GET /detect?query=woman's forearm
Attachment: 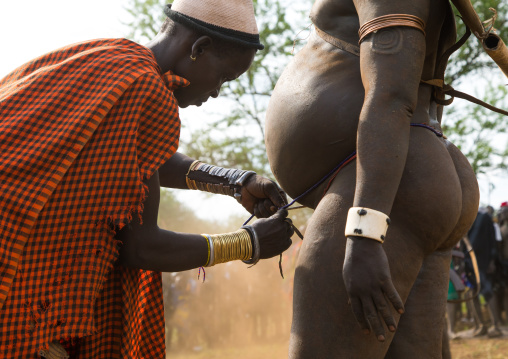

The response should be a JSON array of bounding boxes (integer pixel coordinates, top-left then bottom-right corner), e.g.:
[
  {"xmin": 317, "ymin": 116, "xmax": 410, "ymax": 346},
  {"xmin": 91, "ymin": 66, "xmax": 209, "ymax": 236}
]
[
  {"xmin": 119, "ymin": 227, "xmax": 209, "ymax": 272},
  {"xmin": 158, "ymin": 152, "xmax": 194, "ymax": 189}
]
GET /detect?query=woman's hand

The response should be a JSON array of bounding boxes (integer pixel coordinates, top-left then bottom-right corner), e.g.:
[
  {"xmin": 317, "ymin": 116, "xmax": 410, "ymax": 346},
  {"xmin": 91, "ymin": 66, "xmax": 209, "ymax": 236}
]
[
  {"xmin": 251, "ymin": 209, "xmax": 293, "ymax": 259},
  {"xmin": 240, "ymin": 175, "xmax": 287, "ymax": 218},
  {"xmin": 342, "ymin": 237, "xmax": 404, "ymax": 342}
]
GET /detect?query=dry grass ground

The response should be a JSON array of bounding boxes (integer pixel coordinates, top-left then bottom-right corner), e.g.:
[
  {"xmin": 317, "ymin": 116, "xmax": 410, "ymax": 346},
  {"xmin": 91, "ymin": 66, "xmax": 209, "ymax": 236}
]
[
  {"xmin": 168, "ymin": 329, "xmax": 508, "ymax": 359},
  {"xmin": 169, "ymin": 343, "xmax": 287, "ymax": 359},
  {"xmin": 448, "ymin": 326, "xmax": 508, "ymax": 359},
  {"xmin": 450, "ymin": 337, "xmax": 508, "ymax": 359}
]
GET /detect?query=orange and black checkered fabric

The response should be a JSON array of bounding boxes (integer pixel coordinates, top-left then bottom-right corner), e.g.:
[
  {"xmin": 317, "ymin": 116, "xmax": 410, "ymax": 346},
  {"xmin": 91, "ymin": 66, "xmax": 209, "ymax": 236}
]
[{"xmin": 0, "ymin": 38, "xmax": 189, "ymax": 358}]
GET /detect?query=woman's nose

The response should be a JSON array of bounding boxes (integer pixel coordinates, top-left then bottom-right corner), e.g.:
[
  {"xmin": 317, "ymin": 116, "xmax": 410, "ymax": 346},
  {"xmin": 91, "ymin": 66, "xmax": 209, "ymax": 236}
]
[{"xmin": 211, "ymin": 87, "xmax": 220, "ymax": 98}]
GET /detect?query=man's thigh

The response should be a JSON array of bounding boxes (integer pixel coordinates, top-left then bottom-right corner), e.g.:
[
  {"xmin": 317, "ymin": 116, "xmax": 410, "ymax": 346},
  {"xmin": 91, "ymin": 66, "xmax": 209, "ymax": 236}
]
[
  {"xmin": 386, "ymin": 249, "xmax": 452, "ymax": 359},
  {"xmin": 289, "ymin": 176, "xmax": 428, "ymax": 359}
]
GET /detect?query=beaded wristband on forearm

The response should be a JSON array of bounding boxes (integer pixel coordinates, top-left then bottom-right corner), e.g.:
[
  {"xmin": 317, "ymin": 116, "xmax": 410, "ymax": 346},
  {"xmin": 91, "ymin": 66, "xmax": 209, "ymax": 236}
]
[
  {"xmin": 202, "ymin": 229, "xmax": 254, "ymax": 267},
  {"xmin": 186, "ymin": 160, "xmax": 255, "ymax": 202}
]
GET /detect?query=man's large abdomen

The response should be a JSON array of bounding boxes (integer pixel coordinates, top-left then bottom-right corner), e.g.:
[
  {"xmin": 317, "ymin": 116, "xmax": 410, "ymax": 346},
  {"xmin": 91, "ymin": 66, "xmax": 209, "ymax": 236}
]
[
  {"xmin": 265, "ymin": 32, "xmax": 364, "ymax": 207},
  {"xmin": 265, "ymin": 31, "xmax": 478, "ymax": 247}
]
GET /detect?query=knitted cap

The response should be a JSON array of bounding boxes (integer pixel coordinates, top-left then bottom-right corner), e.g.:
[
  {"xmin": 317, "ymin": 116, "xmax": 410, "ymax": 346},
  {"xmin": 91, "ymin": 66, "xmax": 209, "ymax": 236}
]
[{"xmin": 164, "ymin": 0, "xmax": 264, "ymax": 50}]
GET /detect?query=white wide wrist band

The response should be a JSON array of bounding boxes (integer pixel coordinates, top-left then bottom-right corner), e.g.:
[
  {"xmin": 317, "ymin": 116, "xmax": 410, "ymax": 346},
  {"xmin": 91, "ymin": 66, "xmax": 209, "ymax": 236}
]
[{"xmin": 344, "ymin": 207, "xmax": 390, "ymax": 243}]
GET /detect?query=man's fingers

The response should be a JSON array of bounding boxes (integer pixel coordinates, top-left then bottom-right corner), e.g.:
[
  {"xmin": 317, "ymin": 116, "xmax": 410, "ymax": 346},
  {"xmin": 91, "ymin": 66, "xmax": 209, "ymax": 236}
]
[
  {"xmin": 383, "ymin": 282, "xmax": 405, "ymax": 314},
  {"xmin": 350, "ymin": 298, "xmax": 370, "ymax": 335},
  {"xmin": 373, "ymin": 293, "xmax": 397, "ymax": 332},
  {"xmin": 362, "ymin": 299, "xmax": 385, "ymax": 341}
]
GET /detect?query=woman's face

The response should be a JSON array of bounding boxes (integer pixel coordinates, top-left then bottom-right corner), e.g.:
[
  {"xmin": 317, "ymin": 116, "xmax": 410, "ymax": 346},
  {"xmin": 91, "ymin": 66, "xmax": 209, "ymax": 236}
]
[{"xmin": 174, "ymin": 46, "xmax": 256, "ymax": 108}]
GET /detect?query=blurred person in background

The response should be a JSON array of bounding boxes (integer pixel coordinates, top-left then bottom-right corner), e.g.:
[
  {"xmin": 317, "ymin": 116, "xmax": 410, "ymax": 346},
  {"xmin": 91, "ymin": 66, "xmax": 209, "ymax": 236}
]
[
  {"xmin": 488, "ymin": 204, "xmax": 507, "ymax": 327},
  {"xmin": 466, "ymin": 208, "xmax": 503, "ymax": 337},
  {"xmin": 496, "ymin": 202, "xmax": 508, "ymax": 324},
  {"xmin": 0, "ymin": 1, "xmax": 293, "ymax": 358}
]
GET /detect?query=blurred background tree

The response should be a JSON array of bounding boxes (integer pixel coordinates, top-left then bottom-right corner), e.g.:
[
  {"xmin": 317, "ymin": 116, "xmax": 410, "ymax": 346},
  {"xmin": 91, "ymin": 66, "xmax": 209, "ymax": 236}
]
[
  {"xmin": 125, "ymin": 0, "xmax": 311, "ymax": 176},
  {"xmin": 122, "ymin": 0, "xmax": 508, "ymax": 353},
  {"xmin": 446, "ymin": 0, "xmax": 508, "ymax": 82},
  {"xmin": 443, "ymin": 0, "xmax": 508, "ymax": 190},
  {"xmin": 125, "ymin": 0, "xmax": 507, "ymax": 185}
]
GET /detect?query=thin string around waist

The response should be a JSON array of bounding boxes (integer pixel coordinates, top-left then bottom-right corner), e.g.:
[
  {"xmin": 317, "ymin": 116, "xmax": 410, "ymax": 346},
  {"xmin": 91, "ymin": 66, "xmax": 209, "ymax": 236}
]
[
  {"xmin": 243, "ymin": 123, "xmax": 443, "ymax": 278},
  {"xmin": 243, "ymin": 123, "xmax": 443, "ymax": 225}
]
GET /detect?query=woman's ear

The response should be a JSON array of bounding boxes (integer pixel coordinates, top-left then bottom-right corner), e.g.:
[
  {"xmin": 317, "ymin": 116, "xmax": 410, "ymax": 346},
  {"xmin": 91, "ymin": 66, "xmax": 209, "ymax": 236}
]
[{"xmin": 190, "ymin": 36, "xmax": 214, "ymax": 59}]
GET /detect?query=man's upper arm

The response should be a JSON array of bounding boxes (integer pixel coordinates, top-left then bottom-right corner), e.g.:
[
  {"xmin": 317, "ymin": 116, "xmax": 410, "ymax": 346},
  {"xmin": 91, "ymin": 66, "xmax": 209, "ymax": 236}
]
[{"xmin": 352, "ymin": 0, "xmax": 430, "ymax": 105}]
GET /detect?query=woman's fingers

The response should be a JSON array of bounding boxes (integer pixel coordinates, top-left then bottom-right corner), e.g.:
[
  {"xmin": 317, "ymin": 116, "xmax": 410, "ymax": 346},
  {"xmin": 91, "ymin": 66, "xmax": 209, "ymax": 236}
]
[
  {"xmin": 262, "ymin": 178, "xmax": 288, "ymax": 209},
  {"xmin": 254, "ymin": 209, "xmax": 293, "ymax": 259},
  {"xmin": 254, "ymin": 199, "xmax": 274, "ymax": 218},
  {"xmin": 284, "ymin": 218, "xmax": 295, "ymax": 237},
  {"xmin": 282, "ymin": 237, "xmax": 293, "ymax": 253}
]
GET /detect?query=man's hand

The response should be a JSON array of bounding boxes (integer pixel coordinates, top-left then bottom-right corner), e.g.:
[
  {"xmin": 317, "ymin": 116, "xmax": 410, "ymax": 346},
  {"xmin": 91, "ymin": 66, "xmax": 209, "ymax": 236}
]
[
  {"xmin": 240, "ymin": 175, "xmax": 288, "ymax": 218},
  {"xmin": 251, "ymin": 209, "xmax": 293, "ymax": 259},
  {"xmin": 342, "ymin": 237, "xmax": 404, "ymax": 342}
]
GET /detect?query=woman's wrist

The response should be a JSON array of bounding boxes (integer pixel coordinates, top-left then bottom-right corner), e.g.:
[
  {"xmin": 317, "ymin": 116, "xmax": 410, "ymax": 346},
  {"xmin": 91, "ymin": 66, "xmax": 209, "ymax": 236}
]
[
  {"xmin": 186, "ymin": 161, "xmax": 255, "ymax": 201},
  {"xmin": 201, "ymin": 228, "xmax": 253, "ymax": 266}
]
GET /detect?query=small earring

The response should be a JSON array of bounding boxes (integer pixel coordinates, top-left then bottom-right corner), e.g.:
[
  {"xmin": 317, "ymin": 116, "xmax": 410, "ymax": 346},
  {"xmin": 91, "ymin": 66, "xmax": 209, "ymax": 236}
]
[{"xmin": 190, "ymin": 54, "xmax": 196, "ymax": 61}]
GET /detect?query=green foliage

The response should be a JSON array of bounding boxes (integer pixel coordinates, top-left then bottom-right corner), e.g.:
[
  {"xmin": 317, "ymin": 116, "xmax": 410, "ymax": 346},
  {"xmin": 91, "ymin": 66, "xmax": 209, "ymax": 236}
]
[
  {"xmin": 443, "ymin": 0, "xmax": 508, "ymax": 179},
  {"xmin": 124, "ymin": 0, "xmax": 311, "ymax": 177},
  {"xmin": 442, "ymin": 83, "xmax": 508, "ymax": 175},
  {"xmin": 447, "ymin": 0, "xmax": 508, "ymax": 83},
  {"xmin": 124, "ymin": 0, "xmax": 167, "ymax": 42},
  {"xmin": 158, "ymin": 188, "xmax": 242, "ymax": 233},
  {"xmin": 183, "ymin": 127, "xmax": 270, "ymax": 174},
  {"xmin": 182, "ymin": 0, "xmax": 312, "ymax": 177},
  {"xmin": 123, "ymin": 0, "xmax": 508, "ymax": 198}
]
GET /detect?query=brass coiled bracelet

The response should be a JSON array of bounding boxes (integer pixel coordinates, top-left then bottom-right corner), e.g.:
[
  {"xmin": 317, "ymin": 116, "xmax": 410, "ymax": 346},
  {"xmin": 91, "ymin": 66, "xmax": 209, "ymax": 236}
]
[
  {"xmin": 201, "ymin": 226, "xmax": 260, "ymax": 267},
  {"xmin": 358, "ymin": 14, "xmax": 426, "ymax": 44}
]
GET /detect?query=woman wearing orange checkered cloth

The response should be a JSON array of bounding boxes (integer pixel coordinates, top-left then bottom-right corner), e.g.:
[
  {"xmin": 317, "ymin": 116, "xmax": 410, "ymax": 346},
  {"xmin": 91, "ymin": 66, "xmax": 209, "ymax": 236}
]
[{"xmin": 0, "ymin": 1, "xmax": 293, "ymax": 358}]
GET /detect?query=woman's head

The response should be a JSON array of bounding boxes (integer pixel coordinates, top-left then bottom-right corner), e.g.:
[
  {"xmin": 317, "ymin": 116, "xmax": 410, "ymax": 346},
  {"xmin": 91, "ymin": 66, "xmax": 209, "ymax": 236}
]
[
  {"xmin": 153, "ymin": 1, "xmax": 263, "ymax": 107},
  {"xmin": 164, "ymin": 1, "xmax": 263, "ymax": 51}
]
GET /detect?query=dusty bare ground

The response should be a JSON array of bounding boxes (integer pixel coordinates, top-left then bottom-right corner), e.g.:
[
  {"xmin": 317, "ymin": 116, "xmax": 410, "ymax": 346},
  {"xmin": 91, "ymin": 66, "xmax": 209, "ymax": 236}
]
[
  {"xmin": 448, "ymin": 326, "xmax": 508, "ymax": 359},
  {"xmin": 168, "ymin": 329, "xmax": 508, "ymax": 359}
]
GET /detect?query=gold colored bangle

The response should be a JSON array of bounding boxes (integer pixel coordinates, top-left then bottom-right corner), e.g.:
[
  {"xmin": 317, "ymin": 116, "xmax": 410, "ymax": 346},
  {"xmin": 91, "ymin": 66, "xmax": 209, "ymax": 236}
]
[
  {"xmin": 185, "ymin": 160, "xmax": 202, "ymax": 190},
  {"xmin": 207, "ymin": 229, "xmax": 253, "ymax": 265},
  {"xmin": 241, "ymin": 225, "xmax": 260, "ymax": 266},
  {"xmin": 201, "ymin": 234, "xmax": 211, "ymax": 266}
]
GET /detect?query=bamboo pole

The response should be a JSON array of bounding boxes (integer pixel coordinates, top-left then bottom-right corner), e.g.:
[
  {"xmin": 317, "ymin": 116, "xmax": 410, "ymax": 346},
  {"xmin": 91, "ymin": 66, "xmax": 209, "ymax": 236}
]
[{"xmin": 451, "ymin": 0, "xmax": 508, "ymax": 77}]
